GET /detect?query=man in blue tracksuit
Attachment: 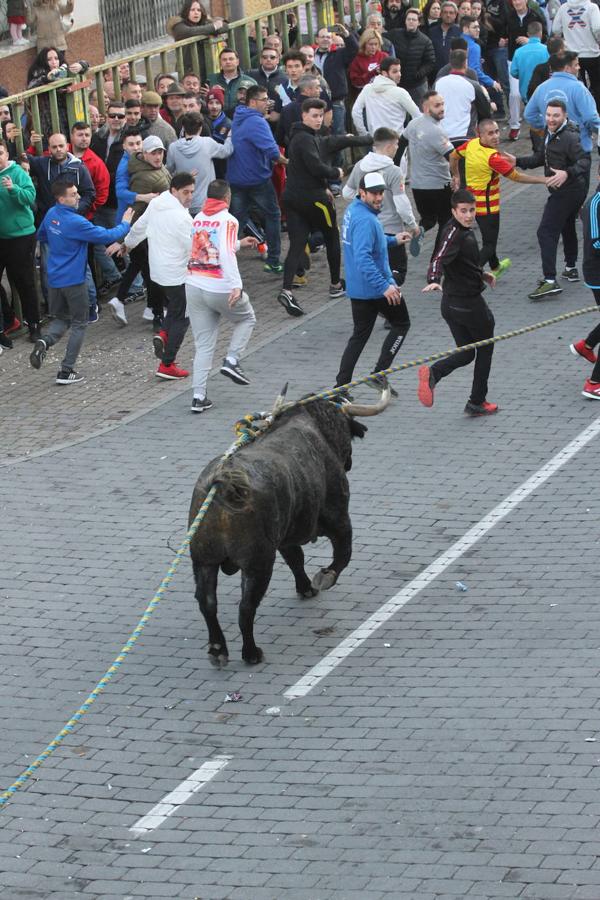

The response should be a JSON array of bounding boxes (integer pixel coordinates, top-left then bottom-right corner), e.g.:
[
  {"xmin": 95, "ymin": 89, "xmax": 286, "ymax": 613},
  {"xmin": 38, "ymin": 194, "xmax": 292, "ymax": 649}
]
[
  {"xmin": 524, "ymin": 52, "xmax": 600, "ymax": 154},
  {"xmin": 30, "ymin": 179, "xmax": 133, "ymax": 384},
  {"xmin": 226, "ymin": 84, "xmax": 286, "ymax": 274},
  {"xmin": 335, "ymin": 171, "xmax": 411, "ymax": 393}
]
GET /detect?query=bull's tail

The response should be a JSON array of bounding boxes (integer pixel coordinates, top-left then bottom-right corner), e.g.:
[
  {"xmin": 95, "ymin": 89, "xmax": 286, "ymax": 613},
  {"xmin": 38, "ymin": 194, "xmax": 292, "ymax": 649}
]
[{"xmin": 211, "ymin": 461, "xmax": 252, "ymax": 512}]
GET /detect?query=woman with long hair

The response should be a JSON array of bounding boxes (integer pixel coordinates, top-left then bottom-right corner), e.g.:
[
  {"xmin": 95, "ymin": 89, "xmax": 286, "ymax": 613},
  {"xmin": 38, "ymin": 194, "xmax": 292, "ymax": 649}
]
[
  {"xmin": 420, "ymin": 0, "xmax": 441, "ymax": 36},
  {"xmin": 167, "ymin": 1, "xmax": 228, "ymax": 78},
  {"xmin": 27, "ymin": 46, "xmax": 88, "ymax": 140},
  {"xmin": 348, "ymin": 28, "xmax": 389, "ymax": 89}
]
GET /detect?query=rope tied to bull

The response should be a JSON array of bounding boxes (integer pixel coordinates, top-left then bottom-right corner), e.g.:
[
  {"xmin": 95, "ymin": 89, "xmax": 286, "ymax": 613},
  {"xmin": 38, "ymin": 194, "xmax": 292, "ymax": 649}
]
[{"xmin": 1, "ymin": 302, "xmax": 598, "ymax": 810}]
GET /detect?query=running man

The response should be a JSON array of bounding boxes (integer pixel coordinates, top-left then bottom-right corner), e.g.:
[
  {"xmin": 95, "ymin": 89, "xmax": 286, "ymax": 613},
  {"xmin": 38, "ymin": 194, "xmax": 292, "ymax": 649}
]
[
  {"xmin": 418, "ymin": 189, "xmax": 498, "ymax": 416},
  {"xmin": 450, "ymin": 119, "xmax": 547, "ymax": 277},
  {"xmin": 570, "ymin": 168, "xmax": 600, "ymax": 400}
]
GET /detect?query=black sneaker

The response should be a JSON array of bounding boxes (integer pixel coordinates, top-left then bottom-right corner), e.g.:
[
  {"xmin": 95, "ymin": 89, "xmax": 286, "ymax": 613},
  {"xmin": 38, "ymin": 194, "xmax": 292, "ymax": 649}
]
[
  {"xmin": 329, "ymin": 280, "xmax": 346, "ymax": 299},
  {"xmin": 277, "ymin": 289, "xmax": 304, "ymax": 317},
  {"xmin": 56, "ymin": 368, "xmax": 84, "ymax": 385},
  {"xmin": 191, "ymin": 396, "xmax": 213, "ymax": 413},
  {"xmin": 152, "ymin": 331, "xmax": 166, "ymax": 360},
  {"xmin": 125, "ymin": 289, "xmax": 147, "ymax": 304},
  {"xmin": 220, "ymin": 359, "xmax": 250, "ymax": 385},
  {"xmin": 561, "ymin": 267, "xmax": 580, "ymax": 282},
  {"xmin": 334, "ymin": 388, "xmax": 354, "ymax": 403},
  {"xmin": 0, "ymin": 333, "xmax": 13, "ymax": 349},
  {"xmin": 152, "ymin": 315, "xmax": 163, "ymax": 333},
  {"xmin": 29, "ymin": 338, "xmax": 47, "ymax": 369},
  {"xmin": 368, "ymin": 373, "xmax": 398, "ymax": 398}
]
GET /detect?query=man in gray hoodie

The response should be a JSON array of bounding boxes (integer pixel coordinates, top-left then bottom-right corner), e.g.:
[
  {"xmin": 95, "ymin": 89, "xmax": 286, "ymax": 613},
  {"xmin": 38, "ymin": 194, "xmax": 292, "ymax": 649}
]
[
  {"xmin": 343, "ymin": 126, "xmax": 422, "ymax": 287},
  {"xmin": 166, "ymin": 112, "xmax": 233, "ymax": 215}
]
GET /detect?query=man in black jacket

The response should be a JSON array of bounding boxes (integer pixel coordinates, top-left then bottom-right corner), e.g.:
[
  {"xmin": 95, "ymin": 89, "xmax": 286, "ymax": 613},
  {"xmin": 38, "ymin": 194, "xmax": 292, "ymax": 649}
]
[
  {"xmin": 516, "ymin": 99, "xmax": 590, "ymax": 300},
  {"xmin": 278, "ymin": 99, "xmax": 365, "ymax": 317},
  {"xmin": 313, "ymin": 24, "xmax": 358, "ymax": 138},
  {"xmin": 387, "ymin": 8, "xmax": 436, "ymax": 105},
  {"xmin": 418, "ymin": 188, "xmax": 498, "ymax": 416}
]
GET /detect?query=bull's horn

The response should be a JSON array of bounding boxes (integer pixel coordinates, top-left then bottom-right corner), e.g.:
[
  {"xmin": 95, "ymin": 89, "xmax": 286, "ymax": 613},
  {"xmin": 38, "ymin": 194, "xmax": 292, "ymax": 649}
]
[{"xmin": 341, "ymin": 384, "xmax": 392, "ymax": 417}]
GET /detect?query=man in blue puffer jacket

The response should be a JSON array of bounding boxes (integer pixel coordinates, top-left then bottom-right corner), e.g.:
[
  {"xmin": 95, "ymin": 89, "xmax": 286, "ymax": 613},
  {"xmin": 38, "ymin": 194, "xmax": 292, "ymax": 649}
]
[
  {"xmin": 334, "ymin": 171, "xmax": 411, "ymax": 396},
  {"xmin": 226, "ymin": 85, "xmax": 287, "ymax": 274}
]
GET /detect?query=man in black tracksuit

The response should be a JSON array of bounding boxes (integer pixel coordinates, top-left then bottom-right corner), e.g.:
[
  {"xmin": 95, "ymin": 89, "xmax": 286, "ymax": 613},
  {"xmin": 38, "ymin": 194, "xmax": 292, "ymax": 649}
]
[
  {"xmin": 516, "ymin": 98, "xmax": 591, "ymax": 300},
  {"xmin": 418, "ymin": 188, "xmax": 498, "ymax": 416},
  {"xmin": 278, "ymin": 98, "xmax": 371, "ymax": 317}
]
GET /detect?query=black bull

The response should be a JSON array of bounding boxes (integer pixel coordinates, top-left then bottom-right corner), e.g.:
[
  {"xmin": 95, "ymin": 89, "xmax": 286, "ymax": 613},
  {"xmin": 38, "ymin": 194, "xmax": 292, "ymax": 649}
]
[{"xmin": 188, "ymin": 388, "xmax": 391, "ymax": 666}]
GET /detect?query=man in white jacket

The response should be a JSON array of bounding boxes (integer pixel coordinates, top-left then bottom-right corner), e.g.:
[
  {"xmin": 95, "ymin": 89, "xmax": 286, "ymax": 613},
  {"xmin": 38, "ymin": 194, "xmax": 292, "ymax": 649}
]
[
  {"xmin": 351, "ymin": 56, "xmax": 421, "ymax": 139},
  {"xmin": 552, "ymin": 0, "xmax": 600, "ymax": 106},
  {"xmin": 343, "ymin": 126, "xmax": 422, "ymax": 292},
  {"xmin": 185, "ymin": 179, "xmax": 258, "ymax": 413},
  {"xmin": 121, "ymin": 172, "xmax": 195, "ymax": 380}
]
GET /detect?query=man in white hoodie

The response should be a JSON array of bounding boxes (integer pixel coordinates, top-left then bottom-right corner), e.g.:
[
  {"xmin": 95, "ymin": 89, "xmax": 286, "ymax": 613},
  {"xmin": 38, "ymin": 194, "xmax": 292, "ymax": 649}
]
[
  {"xmin": 351, "ymin": 56, "xmax": 421, "ymax": 140},
  {"xmin": 166, "ymin": 112, "xmax": 233, "ymax": 215},
  {"xmin": 122, "ymin": 172, "xmax": 195, "ymax": 380},
  {"xmin": 552, "ymin": 0, "xmax": 600, "ymax": 107},
  {"xmin": 185, "ymin": 179, "xmax": 258, "ymax": 413}
]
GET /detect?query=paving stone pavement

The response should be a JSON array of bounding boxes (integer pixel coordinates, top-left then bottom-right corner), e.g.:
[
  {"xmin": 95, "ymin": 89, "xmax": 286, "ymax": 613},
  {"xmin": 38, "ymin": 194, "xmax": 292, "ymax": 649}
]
[{"xmin": 2, "ymin": 152, "xmax": 600, "ymax": 899}]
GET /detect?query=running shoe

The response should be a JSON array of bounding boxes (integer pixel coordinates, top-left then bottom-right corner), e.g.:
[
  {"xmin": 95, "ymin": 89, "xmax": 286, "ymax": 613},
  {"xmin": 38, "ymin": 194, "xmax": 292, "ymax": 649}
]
[
  {"xmin": 263, "ymin": 262, "xmax": 283, "ymax": 274},
  {"xmin": 464, "ymin": 400, "xmax": 498, "ymax": 416},
  {"xmin": 528, "ymin": 280, "xmax": 562, "ymax": 300},
  {"xmin": 220, "ymin": 359, "xmax": 250, "ymax": 385},
  {"xmin": 277, "ymin": 289, "xmax": 304, "ymax": 317},
  {"xmin": 108, "ymin": 297, "xmax": 128, "ymax": 326},
  {"xmin": 156, "ymin": 361, "xmax": 189, "ymax": 380},
  {"xmin": 56, "ymin": 368, "xmax": 84, "ymax": 384},
  {"xmin": 508, "ymin": 128, "xmax": 520, "ymax": 141},
  {"xmin": 417, "ymin": 365, "xmax": 435, "ymax": 407},
  {"xmin": 153, "ymin": 330, "xmax": 167, "ymax": 360},
  {"xmin": 191, "ymin": 396, "xmax": 213, "ymax": 413},
  {"xmin": 561, "ymin": 267, "xmax": 580, "ymax": 282},
  {"xmin": 582, "ymin": 379, "xmax": 600, "ymax": 399},
  {"xmin": 491, "ymin": 258, "xmax": 512, "ymax": 279},
  {"xmin": 570, "ymin": 340, "xmax": 598, "ymax": 364},
  {"xmin": 29, "ymin": 338, "xmax": 47, "ymax": 369},
  {"xmin": 409, "ymin": 226, "xmax": 425, "ymax": 258}
]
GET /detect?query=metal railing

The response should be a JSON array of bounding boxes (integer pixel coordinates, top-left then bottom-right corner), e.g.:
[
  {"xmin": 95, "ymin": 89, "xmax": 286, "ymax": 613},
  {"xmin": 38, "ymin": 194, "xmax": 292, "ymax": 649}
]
[
  {"xmin": 1, "ymin": 0, "xmax": 361, "ymax": 154},
  {"xmin": 100, "ymin": 0, "xmax": 181, "ymax": 57}
]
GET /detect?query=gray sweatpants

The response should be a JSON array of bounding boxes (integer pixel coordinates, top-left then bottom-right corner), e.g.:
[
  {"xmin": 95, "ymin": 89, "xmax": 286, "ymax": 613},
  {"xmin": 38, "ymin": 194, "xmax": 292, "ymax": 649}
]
[
  {"xmin": 44, "ymin": 282, "xmax": 88, "ymax": 371},
  {"xmin": 185, "ymin": 284, "xmax": 256, "ymax": 399}
]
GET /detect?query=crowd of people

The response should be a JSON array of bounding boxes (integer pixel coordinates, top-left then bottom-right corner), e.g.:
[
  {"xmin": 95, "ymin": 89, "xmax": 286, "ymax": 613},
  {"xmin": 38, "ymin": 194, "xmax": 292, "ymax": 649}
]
[{"xmin": 2, "ymin": 0, "xmax": 600, "ymax": 409}]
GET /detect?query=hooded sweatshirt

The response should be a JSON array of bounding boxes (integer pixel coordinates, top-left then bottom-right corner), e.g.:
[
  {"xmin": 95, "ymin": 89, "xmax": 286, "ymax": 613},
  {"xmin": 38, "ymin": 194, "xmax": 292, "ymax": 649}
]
[
  {"xmin": 342, "ymin": 152, "xmax": 417, "ymax": 234},
  {"xmin": 0, "ymin": 160, "xmax": 36, "ymax": 239},
  {"xmin": 28, "ymin": 152, "xmax": 96, "ymax": 219},
  {"xmin": 552, "ymin": 0, "xmax": 600, "ymax": 58},
  {"xmin": 341, "ymin": 198, "xmax": 397, "ymax": 300},
  {"xmin": 351, "ymin": 74, "xmax": 421, "ymax": 136},
  {"xmin": 226, "ymin": 105, "xmax": 280, "ymax": 187},
  {"xmin": 125, "ymin": 190, "xmax": 192, "ymax": 285},
  {"xmin": 166, "ymin": 135, "xmax": 233, "ymax": 212},
  {"xmin": 185, "ymin": 199, "xmax": 243, "ymax": 292}
]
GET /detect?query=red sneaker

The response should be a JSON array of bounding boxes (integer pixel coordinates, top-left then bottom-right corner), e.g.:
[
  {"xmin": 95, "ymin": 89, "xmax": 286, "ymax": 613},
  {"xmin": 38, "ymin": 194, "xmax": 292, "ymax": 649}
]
[
  {"xmin": 570, "ymin": 340, "xmax": 598, "ymax": 364},
  {"xmin": 464, "ymin": 400, "xmax": 498, "ymax": 416},
  {"xmin": 4, "ymin": 317, "xmax": 21, "ymax": 336},
  {"xmin": 156, "ymin": 361, "xmax": 189, "ymax": 380},
  {"xmin": 508, "ymin": 128, "xmax": 520, "ymax": 141},
  {"xmin": 153, "ymin": 329, "xmax": 168, "ymax": 360},
  {"xmin": 582, "ymin": 379, "xmax": 600, "ymax": 400},
  {"xmin": 417, "ymin": 365, "xmax": 435, "ymax": 407}
]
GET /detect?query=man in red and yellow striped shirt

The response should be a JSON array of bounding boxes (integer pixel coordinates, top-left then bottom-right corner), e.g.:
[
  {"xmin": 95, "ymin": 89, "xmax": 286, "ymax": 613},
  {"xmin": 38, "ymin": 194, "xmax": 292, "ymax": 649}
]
[{"xmin": 450, "ymin": 119, "xmax": 547, "ymax": 276}]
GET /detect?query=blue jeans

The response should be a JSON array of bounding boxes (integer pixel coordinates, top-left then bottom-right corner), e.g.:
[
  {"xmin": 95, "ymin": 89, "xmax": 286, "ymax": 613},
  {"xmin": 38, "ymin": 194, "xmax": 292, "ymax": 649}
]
[
  {"xmin": 230, "ymin": 180, "xmax": 281, "ymax": 266},
  {"xmin": 485, "ymin": 47, "xmax": 509, "ymax": 110},
  {"xmin": 330, "ymin": 101, "xmax": 346, "ymax": 173},
  {"xmin": 85, "ymin": 264, "xmax": 97, "ymax": 311},
  {"xmin": 92, "ymin": 207, "xmax": 121, "ymax": 282}
]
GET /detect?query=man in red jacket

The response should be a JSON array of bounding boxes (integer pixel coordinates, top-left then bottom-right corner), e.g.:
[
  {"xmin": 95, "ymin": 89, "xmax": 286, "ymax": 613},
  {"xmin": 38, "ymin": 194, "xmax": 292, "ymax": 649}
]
[{"xmin": 69, "ymin": 121, "xmax": 110, "ymax": 219}]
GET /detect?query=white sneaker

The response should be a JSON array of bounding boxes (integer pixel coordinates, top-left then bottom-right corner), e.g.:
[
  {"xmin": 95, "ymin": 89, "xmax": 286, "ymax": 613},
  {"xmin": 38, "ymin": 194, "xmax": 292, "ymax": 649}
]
[
  {"xmin": 107, "ymin": 297, "xmax": 128, "ymax": 326},
  {"xmin": 142, "ymin": 306, "xmax": 154, "ymax": 322}
]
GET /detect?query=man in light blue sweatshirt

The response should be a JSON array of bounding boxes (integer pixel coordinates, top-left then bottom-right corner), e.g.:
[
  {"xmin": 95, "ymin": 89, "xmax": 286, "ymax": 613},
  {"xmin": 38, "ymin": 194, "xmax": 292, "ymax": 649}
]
[
  {"xmin": 30, "ymin": 179, "xmax": 133, "ymax": 384},
  {"xmin": 524, "ymin": 51, "xmax": 600, "ymax": 154},
  {"xmin": 510, "ymin": 21, "xmax": 549, "ymax": 102},
  {"xmin": 334, "ymin": 171, "xmax": 411, "ymax": 396}
]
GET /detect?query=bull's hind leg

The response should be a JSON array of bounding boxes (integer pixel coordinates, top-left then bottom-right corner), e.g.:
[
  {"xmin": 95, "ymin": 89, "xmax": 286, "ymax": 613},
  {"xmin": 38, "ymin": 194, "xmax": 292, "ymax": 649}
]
[
  {"xmin": 193, "ymin": 560, "xmax": 229, "ymax": 667},
  {"xmin": 239, "ymin": 556, "xmax": 275, "ymax": 664},
  {"xmin": 312, "ymin": 515, "xmax": 352, "ymax": 592},
  {"xmin": 279, "ymin": 545, "xmax": 318, "ymax": 598}
]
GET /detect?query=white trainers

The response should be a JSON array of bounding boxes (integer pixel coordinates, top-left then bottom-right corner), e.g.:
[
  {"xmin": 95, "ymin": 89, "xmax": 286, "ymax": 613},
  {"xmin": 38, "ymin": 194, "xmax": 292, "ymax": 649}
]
[
  {"xmin": 107, "ymin": 297, "xmax": 128, "ymax": 326},
  {"xmin": 142, "ymin": 306, "xmax": 154, "ymax": 322}
]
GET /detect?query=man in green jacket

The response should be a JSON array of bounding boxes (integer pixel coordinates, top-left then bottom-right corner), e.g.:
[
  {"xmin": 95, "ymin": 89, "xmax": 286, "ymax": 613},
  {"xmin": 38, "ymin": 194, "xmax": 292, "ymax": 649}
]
[{"xmin": 0, "ymin": 139, "xmax": 41, "ymax": 344}]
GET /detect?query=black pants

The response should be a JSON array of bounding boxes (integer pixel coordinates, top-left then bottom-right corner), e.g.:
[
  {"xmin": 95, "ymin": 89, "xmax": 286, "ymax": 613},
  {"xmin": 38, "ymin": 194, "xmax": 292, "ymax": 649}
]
[
  {"xmin": 126, "ymin": 241, "xmax": 166, "ymax": 317},
  {"xmin": 430, "ymin": 293, "xmax": 495, "ymax": 406},
  {"xmin": 388, "ymin": 239, "xmax": 407, "ymax": 286},
  {"xmin": 538, "ymin": 186, "xmax": 588, "ymax": 279},
  {"xmin": 161, "ymin": 284, "xmax": 189, "ymax": 365},
  {"xmin": 579, "ymin": 56, "xmax": 600, "ymax": 109},
  {"xmin": 477, "ymin": 213, "xmax": 500, "ymax": 271},
  {"xmin": 335, "ymin": 297, "xmax": 411, "ymax": 387},
  {"xmin": 0, "ymin": 233, "xmax": 40, "ymax": 327},
  {"xmin": 586, "ymin": 288, "xmax": 600, "ymax": 383},
  {"xmin": 412, "ymin": 185, "xmax": 452, "ymax": 254},
  {"xmin": 283, "ymin": 193, "xmax": 340, "ymax": 291}
]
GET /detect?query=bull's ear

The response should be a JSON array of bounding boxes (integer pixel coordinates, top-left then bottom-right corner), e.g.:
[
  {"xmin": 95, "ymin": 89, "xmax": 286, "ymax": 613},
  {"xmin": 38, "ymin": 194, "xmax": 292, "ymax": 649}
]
[{"xmin": 349, "ymin": 419, "xmax": 368, "ymax": 439}]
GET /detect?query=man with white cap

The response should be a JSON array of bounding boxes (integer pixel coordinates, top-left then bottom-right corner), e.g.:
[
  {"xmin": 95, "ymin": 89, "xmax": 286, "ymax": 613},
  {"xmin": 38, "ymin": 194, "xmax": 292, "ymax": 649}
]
[{"xmin": 334, "ymin": 171, "xmax": 412, "ymax": 397}]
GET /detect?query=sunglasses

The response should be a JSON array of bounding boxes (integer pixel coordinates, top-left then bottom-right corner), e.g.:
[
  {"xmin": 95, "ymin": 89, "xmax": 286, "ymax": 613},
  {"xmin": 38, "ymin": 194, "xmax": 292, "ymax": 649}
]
[{"xmin": 108, "ymin": 112, "xmax": 126, "ymax": 119}]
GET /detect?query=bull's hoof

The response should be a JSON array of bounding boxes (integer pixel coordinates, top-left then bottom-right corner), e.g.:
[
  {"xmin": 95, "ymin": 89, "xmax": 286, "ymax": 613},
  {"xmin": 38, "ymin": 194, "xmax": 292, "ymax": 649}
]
[
  {"xmin": 242, "ymin": 646, "xmax": 264, "ymax": 665},
  {"xmin": 208, "ymin": 643, "xmax": 229, "ymax": 668},
  {"xmin": 312, "ymin": 568, "xmax": 338, "ymax": 591},
  {"xmin": 299, "ymin": 586, "xmax": 319, "ymax": 599}
]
